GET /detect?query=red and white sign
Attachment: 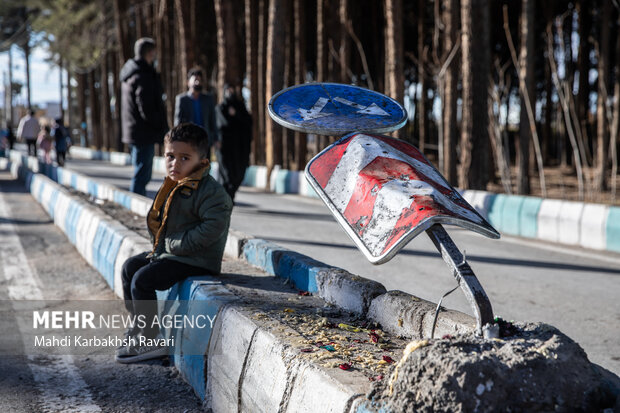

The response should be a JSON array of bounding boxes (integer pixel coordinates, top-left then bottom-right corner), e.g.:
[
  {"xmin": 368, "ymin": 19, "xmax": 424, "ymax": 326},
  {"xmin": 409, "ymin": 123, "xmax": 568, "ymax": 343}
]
[{"xmin": 306, "ymin": 133, "xmax": 500, "ymax": 264}]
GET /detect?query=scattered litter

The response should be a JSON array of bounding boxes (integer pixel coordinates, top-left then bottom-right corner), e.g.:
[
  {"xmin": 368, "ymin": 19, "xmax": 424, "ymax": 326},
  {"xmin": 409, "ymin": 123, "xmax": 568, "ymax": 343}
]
[
  {"xmin": 320, "ymin": 345, "xmax": 336, "ymax": 352},
  {"xmin": 283, "ymin": 308, "xmax": 295, "ymax": 313},
  {"xmin": 338, "ymin": 363, "xmax": 352, "ymax": 370},
  {"xmin": 298, "ymin": 291, "xmax": 311, "ymax": 296},
  {"xmin": 382, "ymin": 355, "xmax": 395, "ymax": 363}
]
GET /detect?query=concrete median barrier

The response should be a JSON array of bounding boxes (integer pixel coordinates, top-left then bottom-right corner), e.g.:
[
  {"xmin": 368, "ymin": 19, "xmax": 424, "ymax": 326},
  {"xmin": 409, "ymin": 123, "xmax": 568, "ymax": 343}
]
[{"xmin": 4, "ymin": 152, "xmax": 619, "ymax": 411}]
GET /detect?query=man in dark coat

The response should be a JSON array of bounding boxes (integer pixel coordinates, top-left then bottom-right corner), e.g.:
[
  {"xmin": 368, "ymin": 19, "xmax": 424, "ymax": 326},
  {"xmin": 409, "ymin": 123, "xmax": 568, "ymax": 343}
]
[
  {"xmin": 174, "ymin": 68, "xmax": 219, "ymax": 154},
  {"xmin": 120, "ymin": 37, "xmax": 168, "ymax": 196},
  {"xmin": 216, "ymin": 85, "xmax": 252, "ymax": 201}
]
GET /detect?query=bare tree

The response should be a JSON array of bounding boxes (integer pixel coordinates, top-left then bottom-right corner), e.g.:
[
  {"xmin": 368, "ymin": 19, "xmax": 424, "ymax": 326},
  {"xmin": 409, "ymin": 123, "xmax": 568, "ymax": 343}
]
[
  {"xmin": 417, "ymin": 0, "xmax": 428, "ymax": 152},
  {"xmin": 175, "ymin": 0, "xmax": 196, "ymax": 84},
  {"xmin": 215, "ymin": 0, "xmax": 245, "ymax": 98},
  {"xmin": 459, "ymin": 0, "xmax": 490, "ymax": 189},
  {"xmin": 384, "ymin": 0, "xmax": 404, "ymax": 105},
  {"xmin": 441, "ymin": 0, "xmax": 459, "ymax": 184},
  {"xmin": 516, "ymin": 0, "xmax": 535, "ymax": 194},
  {"xmin": 595, "ymin": 0, "xmax": 611, "ymax": 191},
  {"xmin": 245, "ymin": 0, "xmax": 260, "ymax": 164},
  {"xmin": 294, "ymin": 0, "xmax": 307, "ymax": 170},
  {"xmin": 265, "ymin": 0, "xmax": 288, "ymax": 174}
]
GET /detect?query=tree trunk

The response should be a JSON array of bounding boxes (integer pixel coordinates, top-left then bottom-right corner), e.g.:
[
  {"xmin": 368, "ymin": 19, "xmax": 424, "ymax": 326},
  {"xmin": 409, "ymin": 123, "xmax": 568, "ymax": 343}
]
[
  {"xmin": 88, "ymin": 70, "xmax": 101, "ymax": 149},
  {"xmin": 77, "ymin": 73, "xmax": 87, "ymax": 146},
  {"xmin": 316, "ymin": 0, "xmax": 327, "ymax": 82},
  {"xmin": 113, "ymin": 0, "xmax": 131, "ymax": 65},
  {"xmin": 576, "ymin": 0, "xmax": 591, "ymax": 160},
  {"xmin": 100, "ymin": 52, "xmax": 113, "ymax": 151},
  {"xmin": 175, "ymin": 0, "xmax": 196, "ymax": 83},
  {"xmin": 417, "ymin": 0, "xmax": 428, "ymax": 152},
  {"xmin": 256, "ymin": 0, "xmax": 268, "ymax": 165},
  {"xmin": 7, "ymin": 47, "xmax": 13, "ymax": 127},
  {"xmin": 265, "ymin": 0, "xmax": 288, "ymax": 173},
  {"xmin": 59, "ymin": 57, "xmax": 65, "ymax": 121},
  {"xmin": 595, "ymin": 0, "xmax": 610, "ymax": 192},
  {"xmin": 339, "ymin": 0, "xmax": 350, "ymax": 83},
  {"xmin": 135, "ymin": 4, "xmax": 144, "ymax": 38},
  {"xmin": 516, "ymin": 0, "xmax": 535, "ymax": 194},
  {"xmin": 65, "ymin": 68, "xmax": 72, "ymax": 132},
  {"xmin": 384, "ymin": 0, "xmax": 404, "ymax": 104},
  {"xmin": 459, "ymin": 0, "xmax": 490, "ymax": 190},
  {"xmin": 442, "ymin": 0, "xmax": 459, "ymax": 184},
  {"xmin": 294, "ymin": 0, "xmax": 307, "ymax": 170},
  {"xmin": 110, "ymin": 51, "xmax": 123, "ymax": 151},
  {"xmin": 215, "ymin": 0, "xmax": 245, "ymax": 97},
  {"xmin": 23, "ymin": 40, "xmax": 32, "ymax": 109},
  {"xmin": 316, "ymin": 0, "xmax": 330, "ymax": 150},
  {"xmin": 245, "ymin": 0, "xmax": 260, "ymax": 165},
  {"xmin": 543, "ymin": 50, "xmax": 552, "ymax": 164}
]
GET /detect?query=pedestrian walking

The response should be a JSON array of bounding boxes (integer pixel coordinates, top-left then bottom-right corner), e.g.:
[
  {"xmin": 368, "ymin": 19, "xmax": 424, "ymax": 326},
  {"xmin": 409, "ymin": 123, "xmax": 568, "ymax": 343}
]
[
  {"xmin": 173, "ymin": 68, "xmax": 219, "ymax": 156},
  {"xmin": 37, "ymin": 124, "xmax": 53, "ymax": 164},
  {"xmin": 17, "ymin": 110, "xmax": 39, "ymax": 156},
  {"xmin": 120, "ymin": 37, "xmax": 168, "ymax": 196},
  {"xmin": 215, "ymin": 84, "xmax": 252, "ymax": 201},
  {"xmin": 52, "ymin": 117, "xmax": 69, "ymax": 166},
  {"xmin": 2, "ymin": 123, "xmax": 16, "ymax": 150}
]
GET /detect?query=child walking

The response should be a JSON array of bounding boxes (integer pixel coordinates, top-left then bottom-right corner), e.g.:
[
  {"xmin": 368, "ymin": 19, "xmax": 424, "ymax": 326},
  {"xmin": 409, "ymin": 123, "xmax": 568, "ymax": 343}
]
[
  {"xmin": 37, "ymin": 125, "xmax": 53, "ymax": 164},
  {"xmin": 116, "ymin": 122, "xmax": 233, "ymax": 363}
]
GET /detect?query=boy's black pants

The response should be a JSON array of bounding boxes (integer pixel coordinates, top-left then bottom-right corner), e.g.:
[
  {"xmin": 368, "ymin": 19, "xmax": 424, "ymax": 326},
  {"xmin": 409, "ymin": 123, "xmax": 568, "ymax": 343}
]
[{"xmin": 122, "ymin": 252, "xmax": 207, "ymax": 339}]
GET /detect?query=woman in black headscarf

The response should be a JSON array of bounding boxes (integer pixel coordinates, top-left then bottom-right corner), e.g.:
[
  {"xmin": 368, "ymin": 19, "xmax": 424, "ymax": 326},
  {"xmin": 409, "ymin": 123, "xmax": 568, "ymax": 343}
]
[{"xmin": 216, "ymin": 85, "xmax": 252, "ymax": 202}]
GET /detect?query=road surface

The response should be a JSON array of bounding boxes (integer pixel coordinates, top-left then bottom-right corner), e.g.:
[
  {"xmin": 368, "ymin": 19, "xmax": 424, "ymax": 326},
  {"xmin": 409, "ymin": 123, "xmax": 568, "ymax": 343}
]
[{"xmin": 8, "ymin": 147, "xmax": 620, "ymax": 378}]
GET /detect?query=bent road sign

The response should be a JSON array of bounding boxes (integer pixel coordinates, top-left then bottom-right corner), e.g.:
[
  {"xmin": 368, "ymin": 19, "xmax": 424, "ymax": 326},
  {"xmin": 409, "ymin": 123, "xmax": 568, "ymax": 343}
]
[
  {"xmin": 268, "ymin": 83, "xmax": 407, "ymax": 135},
  {"xmin": 305, "ymin": 133, "xmax": 500, "ymax": 264}
]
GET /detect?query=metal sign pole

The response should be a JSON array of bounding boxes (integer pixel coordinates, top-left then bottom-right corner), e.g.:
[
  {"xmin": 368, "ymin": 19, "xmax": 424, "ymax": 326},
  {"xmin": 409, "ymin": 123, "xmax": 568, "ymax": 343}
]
[{"xmin": 425, "ymin": 224, "xmax": 494, "ymax": 336}]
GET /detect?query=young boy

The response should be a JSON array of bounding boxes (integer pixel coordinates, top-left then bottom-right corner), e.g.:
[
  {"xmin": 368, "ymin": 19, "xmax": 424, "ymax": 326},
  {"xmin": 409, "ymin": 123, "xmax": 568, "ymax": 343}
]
[{"xmin": 116, "ymin": 122, "xmax": 232, "ymax": 364}]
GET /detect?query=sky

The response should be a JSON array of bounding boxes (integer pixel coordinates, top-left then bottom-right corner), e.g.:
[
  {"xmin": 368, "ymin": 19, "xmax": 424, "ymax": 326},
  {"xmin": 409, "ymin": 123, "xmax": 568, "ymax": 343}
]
[{"xmin": 0, "ymin": 43, "xmax": 66, "ymax": 108}]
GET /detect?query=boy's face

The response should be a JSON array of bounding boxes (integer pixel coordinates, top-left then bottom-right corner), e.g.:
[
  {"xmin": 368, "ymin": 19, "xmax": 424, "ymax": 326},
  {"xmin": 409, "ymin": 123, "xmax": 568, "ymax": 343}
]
[{"xmin": 164, "ymin": 141, "xmax": 207, "ymax": 181}]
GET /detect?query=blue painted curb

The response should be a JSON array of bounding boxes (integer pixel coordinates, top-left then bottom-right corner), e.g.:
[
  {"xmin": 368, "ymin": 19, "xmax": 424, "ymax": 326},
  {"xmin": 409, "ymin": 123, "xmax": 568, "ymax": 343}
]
[{"xmin": 242, "ymin": 238, "xmax": 329, "ymax": 292}]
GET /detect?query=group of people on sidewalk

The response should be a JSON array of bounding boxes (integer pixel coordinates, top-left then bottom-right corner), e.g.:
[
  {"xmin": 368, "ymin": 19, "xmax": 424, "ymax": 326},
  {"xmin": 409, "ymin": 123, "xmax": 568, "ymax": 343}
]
[
  {"xmin": 115, "ymin": 38, "xmax": 249, "ymax": 363},
  {"xmin": 121, "ymin": 37, "xmax": 251, "ymax": 202},
  {"xmin": 11, "ymin": 111, "xmax": 71, "ymax": 166}
]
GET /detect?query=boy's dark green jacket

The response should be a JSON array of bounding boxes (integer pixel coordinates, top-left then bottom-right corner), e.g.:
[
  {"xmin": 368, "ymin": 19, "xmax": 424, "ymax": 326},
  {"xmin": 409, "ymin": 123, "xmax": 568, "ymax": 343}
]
[{"xmin": 146, "ymin": 163, "xmax": 232, "ymax": 274}]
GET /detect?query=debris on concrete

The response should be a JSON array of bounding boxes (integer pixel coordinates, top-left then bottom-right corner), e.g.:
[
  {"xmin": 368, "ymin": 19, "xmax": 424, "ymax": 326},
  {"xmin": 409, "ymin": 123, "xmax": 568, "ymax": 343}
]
[{"xmin": 362, "ymin": 322, "xmax": 620, "ymax": 412}]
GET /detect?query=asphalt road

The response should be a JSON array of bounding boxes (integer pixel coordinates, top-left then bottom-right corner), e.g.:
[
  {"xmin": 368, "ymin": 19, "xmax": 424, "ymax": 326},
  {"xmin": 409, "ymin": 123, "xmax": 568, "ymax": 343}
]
[
  {"xmin": 12, "ymin": 148, "xmax": 620, "ymax": 377},
  {"xmin": 0, "ymin": 169, "xmax": 203, "ymax": 412}
]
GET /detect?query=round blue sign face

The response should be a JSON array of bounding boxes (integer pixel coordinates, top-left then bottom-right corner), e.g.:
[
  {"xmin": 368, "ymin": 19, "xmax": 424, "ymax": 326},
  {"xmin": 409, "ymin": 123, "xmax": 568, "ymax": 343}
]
[{"xmin": 268, "ymin": 83, "xmax": 407, "ymax": 135}]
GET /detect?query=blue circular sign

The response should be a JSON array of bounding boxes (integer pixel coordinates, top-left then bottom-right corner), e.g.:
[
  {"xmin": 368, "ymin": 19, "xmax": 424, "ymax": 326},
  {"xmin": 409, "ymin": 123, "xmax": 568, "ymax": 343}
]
[{"xmin": 268, "ymin": 83, "xmax": 407, "ymax": 135}]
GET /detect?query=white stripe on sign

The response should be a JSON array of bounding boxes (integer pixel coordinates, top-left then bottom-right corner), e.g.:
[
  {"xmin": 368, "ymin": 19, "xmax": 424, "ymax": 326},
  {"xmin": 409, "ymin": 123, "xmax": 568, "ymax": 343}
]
[
  {"xmin": 0, "ymin": 189, "xmax": 102, "ymax": 412},
  {"xmin": 361, "ymin": 179, "xmax": 435, "ymax": 254},
  {"xmin": 323, "ymin": 134, "xmax": 482, "ymax": 224}
]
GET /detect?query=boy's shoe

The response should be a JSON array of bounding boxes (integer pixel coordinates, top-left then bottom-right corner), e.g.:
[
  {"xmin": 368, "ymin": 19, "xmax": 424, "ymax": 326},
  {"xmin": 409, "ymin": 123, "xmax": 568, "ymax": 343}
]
[
  {"xmin": 117, "ymin": 327, "xmax": 139, "ymax": 349},
  {"xmin": 115, "ymin": 334, "xmax": 168, "ymax": 364}
]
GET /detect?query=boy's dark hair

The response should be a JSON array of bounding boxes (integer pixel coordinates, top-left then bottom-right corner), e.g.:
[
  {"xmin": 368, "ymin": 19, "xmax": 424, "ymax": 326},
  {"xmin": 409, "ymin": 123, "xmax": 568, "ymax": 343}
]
[
  {"xmin": 134, "ymin": 37, "xmax": 156, "ymax": 59},
  {"xmin": 187, "ymin": 67, "xmax": 203, "ymax": 80},
  {"xmin": 164, "ymin": 123, "xmax": 210, "ymax": 159}
]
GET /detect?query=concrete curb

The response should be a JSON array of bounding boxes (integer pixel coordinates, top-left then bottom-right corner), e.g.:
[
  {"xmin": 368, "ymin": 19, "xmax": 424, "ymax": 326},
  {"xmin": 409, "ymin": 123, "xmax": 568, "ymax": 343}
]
[
  {"xmin": 4, "ymin": 158, "xmax": 384, "ymax": 411},
  {"xmin": 367, "ymin": 291, "xmax": 475, "ymax": 339},
  {"xmin": 3, "ymin": 152, "xmax": 528, "ymax": 411},
  {"xmin": 67, "ymin": 146, "xmax": 619, "ymax": 253}
]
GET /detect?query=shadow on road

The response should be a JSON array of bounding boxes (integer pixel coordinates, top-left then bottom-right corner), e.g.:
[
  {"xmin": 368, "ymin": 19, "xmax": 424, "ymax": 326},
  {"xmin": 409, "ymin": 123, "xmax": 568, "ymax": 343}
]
[{"xmin": 257, "ymin": 235, "xmax": 620, "ymax": 275}]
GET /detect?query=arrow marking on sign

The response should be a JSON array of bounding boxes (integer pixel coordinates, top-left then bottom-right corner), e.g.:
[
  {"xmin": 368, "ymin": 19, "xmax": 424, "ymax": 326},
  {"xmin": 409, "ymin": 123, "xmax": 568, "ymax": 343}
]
[
  {"xmin": 298, "ymin": 97, "xmax": 330, "ymax": 120},
  {"xmin": 334, "ymin": 97, "xmax": 390, "ymax": 116}
]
